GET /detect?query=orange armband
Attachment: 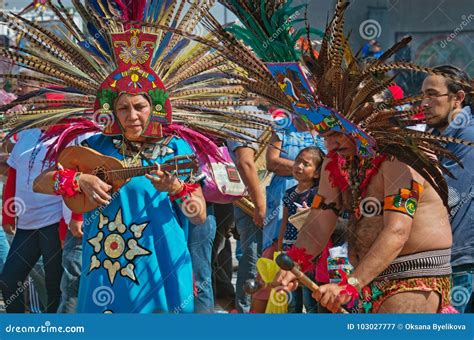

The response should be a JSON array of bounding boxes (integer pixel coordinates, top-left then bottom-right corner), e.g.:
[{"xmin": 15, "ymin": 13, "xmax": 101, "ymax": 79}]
[{"xmin": 383, "ymin": 180, "xmax": 423, "ymax": 218}]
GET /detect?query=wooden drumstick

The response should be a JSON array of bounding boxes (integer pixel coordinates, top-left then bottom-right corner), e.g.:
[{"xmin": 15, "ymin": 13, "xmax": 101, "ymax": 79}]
[{"xmin": 275, "ymin": 253, "xmax": 349, "ymax": 314}]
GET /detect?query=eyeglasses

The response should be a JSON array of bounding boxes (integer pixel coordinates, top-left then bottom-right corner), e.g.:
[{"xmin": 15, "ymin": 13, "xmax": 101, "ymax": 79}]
[{"xmin": 421, "ymin": 93, "xmax": 450, "ymax": 100}]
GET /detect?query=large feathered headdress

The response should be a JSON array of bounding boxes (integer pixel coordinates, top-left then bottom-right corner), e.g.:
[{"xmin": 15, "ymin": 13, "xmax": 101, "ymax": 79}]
[
  {"xmin": 307, "ymin": 0, "xmax": 474, "ymax": 205},
  {"xmin": 218, "ymin": 0, "xmax": 474, "ymax": 204},
  {"xmin": 0, "ymin": 0, "xmax": 281, "ymax": 145}
]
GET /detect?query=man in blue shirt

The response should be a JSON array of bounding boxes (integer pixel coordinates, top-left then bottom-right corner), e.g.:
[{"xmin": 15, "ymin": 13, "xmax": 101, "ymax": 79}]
[{"xmin": 421, "ymin": 65, "xmax": 474, "ymax": 313}]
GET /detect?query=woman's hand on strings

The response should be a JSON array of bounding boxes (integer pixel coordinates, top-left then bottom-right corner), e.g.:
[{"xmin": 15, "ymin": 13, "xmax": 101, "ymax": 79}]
[
  {"xmin": 77, "ymin": 173, "xmax": 112, "ymax": 205},
  {"xmin": 146, "ymin": 164, "xmax": 182, "ymax": 193}
]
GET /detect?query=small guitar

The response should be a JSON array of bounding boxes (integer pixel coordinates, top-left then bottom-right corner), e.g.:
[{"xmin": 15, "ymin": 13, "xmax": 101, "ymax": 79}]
[{"xmin": 58, "ymin": 146, "xmax": 198, "ymax": 213}]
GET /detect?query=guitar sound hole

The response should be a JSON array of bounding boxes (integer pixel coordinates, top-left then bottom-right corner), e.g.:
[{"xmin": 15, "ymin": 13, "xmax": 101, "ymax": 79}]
[{"xmin": 92, "ymin": 167, "xmax": 109, "ymax": 183}]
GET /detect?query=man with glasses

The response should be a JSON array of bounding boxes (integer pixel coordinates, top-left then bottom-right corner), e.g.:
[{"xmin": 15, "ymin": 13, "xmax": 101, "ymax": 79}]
[{"xmin": 421, "ymin": 65, "xmax": 474, "ymax": 313}]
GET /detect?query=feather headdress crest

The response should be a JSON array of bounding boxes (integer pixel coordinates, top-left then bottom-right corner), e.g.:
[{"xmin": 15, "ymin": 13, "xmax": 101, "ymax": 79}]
[
  {"xmin": 221, "ymin": 0, "xmax": 474, "ymax": 204},
  {"xmin": 0, "ymin": 0, "xmax": 280, "ymax": 146}
]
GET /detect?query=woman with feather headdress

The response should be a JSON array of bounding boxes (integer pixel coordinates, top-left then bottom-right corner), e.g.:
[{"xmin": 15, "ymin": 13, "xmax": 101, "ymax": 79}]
[
  {"xmin": 0, "ymin": 0, "xmax": 279, "ymax": 313},
  {"xmin": 27, "ymin": 22, "xmax": 209, "ymax": 314}
]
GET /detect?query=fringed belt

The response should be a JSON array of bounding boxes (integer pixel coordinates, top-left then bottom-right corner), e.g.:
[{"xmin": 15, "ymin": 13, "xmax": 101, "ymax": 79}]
[{"xmin": 375, "ymin": 248, "xmax": 452, "ymax": 281}]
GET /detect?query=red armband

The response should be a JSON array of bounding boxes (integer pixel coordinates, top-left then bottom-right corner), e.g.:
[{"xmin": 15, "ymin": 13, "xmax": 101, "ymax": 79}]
[{"xmin": 52, "ymin": 163, "xmax": 81, "ymax": 198}]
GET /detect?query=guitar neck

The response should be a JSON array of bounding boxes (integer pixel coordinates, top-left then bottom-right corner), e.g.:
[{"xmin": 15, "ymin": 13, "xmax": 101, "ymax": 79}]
[
  {"xmin": 107, "ymin": 165, "xmax": 156, "ymax": 181},
  {"xmin": 106, "ymin": 161, "xmax": 195, "ymax": 181}
]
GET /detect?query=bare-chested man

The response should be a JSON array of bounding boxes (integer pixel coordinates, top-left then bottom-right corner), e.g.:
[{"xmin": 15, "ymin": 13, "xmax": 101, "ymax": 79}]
[{"xmin": 277, "ymin": 130, "xmax": 454, "ymax": 313}]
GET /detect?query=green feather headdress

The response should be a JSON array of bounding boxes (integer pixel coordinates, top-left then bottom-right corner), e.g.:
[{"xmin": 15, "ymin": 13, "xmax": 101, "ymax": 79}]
[{"xmin": 220, "ymin": 0, "xmax": 323, "ymax": 62}]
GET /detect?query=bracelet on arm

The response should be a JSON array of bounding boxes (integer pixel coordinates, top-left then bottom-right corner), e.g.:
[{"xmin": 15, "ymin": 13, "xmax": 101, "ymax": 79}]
[
  {"xmin": 285, "ymin": 246, "xmax": 316, "ymax": 273},
  {"xmin": 53, "ymin": 163, "xmax": 81, "ymax": 198},
  {"xmin": 71, "ymin": 212, "xmax": 83, "ymax": 222},
  {"xmin": 337, "ymin": 269, "xmax": 360, "ymax": 309},
  {"xmin": 168, "ymin": 181, "xmax": 199, "ymax": 204},
  {"xmin": 311, "ymin": 194, "xmax": 340, "ymax": 215}
]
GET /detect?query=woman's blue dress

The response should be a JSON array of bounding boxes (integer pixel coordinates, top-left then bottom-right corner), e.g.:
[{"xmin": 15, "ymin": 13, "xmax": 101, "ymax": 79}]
[{"xmin": 77, "ymin": 134, "xmax": 194, "ymax": 313}]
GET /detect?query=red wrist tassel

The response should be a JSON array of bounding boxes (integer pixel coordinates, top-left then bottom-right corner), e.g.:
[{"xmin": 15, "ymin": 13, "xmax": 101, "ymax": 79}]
[
  {"xmin": 53, "ymin": 164, "xmax": 81, "ymax": 198},
  {"xmin": 286, "ymin": 246, "xmax": 315, "ymax": 273},
  {"xmin": 169, "ymin": 182, "xmax": 199, "ymax": 203},
  {"xmin": 337, "ymin": 269, "xmax": 359, "ymax": 309}
]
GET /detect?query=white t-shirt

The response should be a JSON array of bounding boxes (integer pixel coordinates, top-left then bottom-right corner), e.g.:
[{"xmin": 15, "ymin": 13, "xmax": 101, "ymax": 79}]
[
  {"xmin": 62, "ymin": 202, "xmax": 72, "ymax": 226},
  {"xmin": 7, "ymin": 129, "xmax": 63, "ymax": 230}
]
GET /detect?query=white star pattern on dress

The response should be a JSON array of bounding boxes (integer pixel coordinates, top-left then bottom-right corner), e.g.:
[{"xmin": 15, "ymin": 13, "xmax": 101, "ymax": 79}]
[{"xmin": 87, "ymin": 209, "xmax": 151, "ymax": 285}]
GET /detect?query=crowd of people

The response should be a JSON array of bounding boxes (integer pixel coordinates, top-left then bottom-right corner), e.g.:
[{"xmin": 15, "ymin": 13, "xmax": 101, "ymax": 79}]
[{"xmin": 0, "ymin": 0, "xmax": 471, "ymax": 315}]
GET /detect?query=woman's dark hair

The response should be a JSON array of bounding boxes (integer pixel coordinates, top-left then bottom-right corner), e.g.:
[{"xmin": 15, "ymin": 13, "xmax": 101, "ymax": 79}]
[
  {"xmin": 433, "ymin": 65, "xmax": 473, "ymax": 111},
  {"xmin": 295, "ymin": 146, "xmax": 324, "ymax": 185}
]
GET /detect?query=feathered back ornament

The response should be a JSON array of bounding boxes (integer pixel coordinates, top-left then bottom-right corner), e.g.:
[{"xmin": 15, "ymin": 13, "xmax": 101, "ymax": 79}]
[
  {"xmin": 299, "ymin": 0, "xmax": 474, "ymax": 204},
  {"xmin": 220, "ymin": 0, "xmax": 323, "ymax": 62}
]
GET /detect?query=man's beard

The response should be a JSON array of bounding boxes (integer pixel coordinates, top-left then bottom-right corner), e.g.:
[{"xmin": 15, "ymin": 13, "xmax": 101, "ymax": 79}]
[{"xmin": 426, "ymin": 115, "xmax": 449, "ymax": 129}]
